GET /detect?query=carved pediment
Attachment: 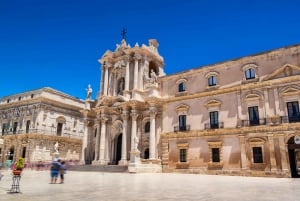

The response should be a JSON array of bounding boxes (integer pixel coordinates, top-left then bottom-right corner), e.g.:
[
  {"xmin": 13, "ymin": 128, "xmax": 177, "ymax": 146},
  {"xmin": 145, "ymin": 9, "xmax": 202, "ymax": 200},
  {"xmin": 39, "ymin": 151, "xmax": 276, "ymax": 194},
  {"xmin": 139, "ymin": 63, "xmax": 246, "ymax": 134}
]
[
  {"xmin": 245, "ymin": 93, "xmax": 260, "ymax": 101},
  {"xmin": 281, "ymin": 87, "xmax": 300, "ymax": 96},
  {"xmin": 175, "ymin": 104, "xmax": 190, "ymax": 112},
  {"xmin": 262, "ymin": 64, "xmax": 300, "ymax": 81},
  {"xmin": 205, "ymin": 99, "xmax": 222, "ymax": 108}
]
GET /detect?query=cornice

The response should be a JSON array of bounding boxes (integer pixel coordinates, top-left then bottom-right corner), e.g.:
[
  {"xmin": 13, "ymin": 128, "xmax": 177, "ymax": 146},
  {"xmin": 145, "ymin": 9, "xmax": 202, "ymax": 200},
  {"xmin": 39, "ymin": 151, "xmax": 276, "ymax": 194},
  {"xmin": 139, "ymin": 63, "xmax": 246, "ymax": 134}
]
[
  {"xmin": 160, "ymin": 44, "xmax": 300, "ymax": 82},
  {"xmin": 161, "ymin": 123, "xmax": 300, "ymax": 139},
  {"xmin": 164, "ymin": 75, "xmax": 300, "ymax": 103}
]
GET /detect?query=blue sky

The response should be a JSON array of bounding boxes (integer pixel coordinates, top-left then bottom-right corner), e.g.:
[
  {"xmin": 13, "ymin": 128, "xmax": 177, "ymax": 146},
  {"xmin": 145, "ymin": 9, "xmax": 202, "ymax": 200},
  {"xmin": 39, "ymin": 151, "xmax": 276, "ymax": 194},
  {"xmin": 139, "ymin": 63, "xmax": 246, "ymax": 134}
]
[{"xmin": 0, "ymin": 0, "xmax": 299, "ymax": 99}]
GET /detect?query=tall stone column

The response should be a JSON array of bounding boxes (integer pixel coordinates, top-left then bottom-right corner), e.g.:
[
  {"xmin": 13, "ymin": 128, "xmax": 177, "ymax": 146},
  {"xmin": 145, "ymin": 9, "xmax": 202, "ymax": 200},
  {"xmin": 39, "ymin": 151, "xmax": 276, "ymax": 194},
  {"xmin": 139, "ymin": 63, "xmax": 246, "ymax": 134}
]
[
  {"xmin": 278, "ymin": 134, "xmax": 289, "ymax": 172},
  {"xmin": 236, "ymin": 91, "xmax": 243, "ymax": 127},
  {"xmin": 239, "ymin": 135, "xmax": 248, "ymax": 172},
  {"xmin": 99, "ymin": 117, "xmax": 108, "ymax": 164},
  {"xmin": 81, "ymin": 116, "xmax": 90, "ymax": 164},
  {"xmin": 103, "ymin": 66, "xmax": 109, "ymax": 96},
  {"xmin": 149, "ymin": 110, "xmax": 157, "ymax": 160},
  {"xmin": 119, "ymin": 111, "xmax": 128, "ymax": 165},
  {"xmin": 125, "ymin": 59, "xmax": 130, "ymax": 91},
  {"xmin": 130, "ymin": 111, "xmax": 140, "ymax": 163},
  {"xmin": 93, "ymin": 120, "xmax": 101, "ymax": 163},
  {"xmin": 133, "ymin": 57, "xmax": 139, "ymax": 90},
  {"xmin": 267, "ymin": 134, "xmax": 277, "ymax": 172},
  {"xmin": 274, "ymin": 88, "xmax": 282, "ymax": 116}
]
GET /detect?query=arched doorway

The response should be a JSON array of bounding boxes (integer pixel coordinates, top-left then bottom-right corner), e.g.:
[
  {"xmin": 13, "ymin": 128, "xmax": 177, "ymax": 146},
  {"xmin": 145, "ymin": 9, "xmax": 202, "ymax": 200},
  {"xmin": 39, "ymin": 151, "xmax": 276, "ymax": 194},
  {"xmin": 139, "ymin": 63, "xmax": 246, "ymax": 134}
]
[
  {"xmin": 115, "ymin": 134, "xmax": 122, "ymax": 164},
  {"xmin": 288, "ymin": 136, "xmax": 300, "ymax": 178}
]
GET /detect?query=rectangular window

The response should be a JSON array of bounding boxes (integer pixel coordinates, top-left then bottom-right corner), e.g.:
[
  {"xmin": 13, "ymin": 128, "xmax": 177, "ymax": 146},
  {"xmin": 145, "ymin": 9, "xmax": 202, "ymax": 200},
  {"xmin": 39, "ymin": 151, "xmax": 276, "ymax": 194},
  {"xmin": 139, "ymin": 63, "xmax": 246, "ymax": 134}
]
[
  {"xmin": 179, "ymin": 115, "xmax": 186, "ymax": 131},
  {"xmin": 287, "ymin": 101, "xmax": 300, "ymax": 123},
  {"xmin": 179, "ymin": 149, "xmax": 187, "ymax": 162},
  {"xmin": 57, "ymin": 123, "xmax": 63, "ymax": 136},
  {"xmin": 2, "ymin": 123, "xmax": 5, "ymax": 135},
  {"xmin": 253, "ymin": 147, "xmax": 263, "ymax": 163},
  {"xmin": 178, "ymin": 83, "xmax": 185, "ymax": 92},
  {"xmin": 208, "ymin": 76, "xmax": 217, "ymax": 86},
  {"xmin": 212, "ymin": 148, "xmax": 220, "ymax": 162},
  {"xmin": 248, "ymin": 106, "xmax": 259, "ymax": 126},
  {"xmin": 209, "ymin": 111, "xmax": 219, "ymax": 129},
  {"xmin": 13, "ymin": 122, "xmax": 18, "ymax": 134},
  {"xmin": 26, "ymin": 120, "xmax": 30, "ymax": 134},
  {"xmin": 22, "ymin": 147, "xmax": 26, "ymax": 158},
  {"xmin": 245, "ymin": 68, "xmax": 255, "ymax": 80}
]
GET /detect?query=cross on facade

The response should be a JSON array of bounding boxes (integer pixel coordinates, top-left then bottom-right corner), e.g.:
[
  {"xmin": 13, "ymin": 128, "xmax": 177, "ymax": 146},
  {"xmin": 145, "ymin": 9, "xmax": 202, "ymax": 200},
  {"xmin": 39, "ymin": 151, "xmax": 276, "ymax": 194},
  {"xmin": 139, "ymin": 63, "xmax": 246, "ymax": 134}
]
[{"xmin": 121, "ymin": 28, "xmax": 127, "ymax": 40}]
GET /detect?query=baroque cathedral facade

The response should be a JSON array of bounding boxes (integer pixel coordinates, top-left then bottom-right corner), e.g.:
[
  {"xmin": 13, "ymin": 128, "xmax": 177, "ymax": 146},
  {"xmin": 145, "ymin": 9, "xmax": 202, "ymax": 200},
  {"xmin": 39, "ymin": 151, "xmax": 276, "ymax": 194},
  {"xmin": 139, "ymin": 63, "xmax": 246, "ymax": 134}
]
[{"xmin": 1, "ymin": 39, "xmax": 300, "ymax": 177}]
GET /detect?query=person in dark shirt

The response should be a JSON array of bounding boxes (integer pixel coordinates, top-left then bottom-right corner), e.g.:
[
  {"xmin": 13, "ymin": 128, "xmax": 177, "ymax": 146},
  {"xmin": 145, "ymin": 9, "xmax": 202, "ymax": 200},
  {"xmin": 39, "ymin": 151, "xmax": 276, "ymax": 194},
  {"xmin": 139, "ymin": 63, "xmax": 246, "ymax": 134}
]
[{"xmin": 50, "ymin": 159, "xmax": 61, "ymax": 184}]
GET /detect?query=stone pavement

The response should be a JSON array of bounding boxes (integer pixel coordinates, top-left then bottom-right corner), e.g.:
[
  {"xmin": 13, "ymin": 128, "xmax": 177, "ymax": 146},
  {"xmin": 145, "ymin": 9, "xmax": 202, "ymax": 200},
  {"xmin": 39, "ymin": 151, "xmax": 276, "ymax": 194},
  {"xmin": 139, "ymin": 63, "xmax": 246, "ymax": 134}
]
[{"xmin": 1, "ymin": 169, "xmax": 300, "ymax": 201}]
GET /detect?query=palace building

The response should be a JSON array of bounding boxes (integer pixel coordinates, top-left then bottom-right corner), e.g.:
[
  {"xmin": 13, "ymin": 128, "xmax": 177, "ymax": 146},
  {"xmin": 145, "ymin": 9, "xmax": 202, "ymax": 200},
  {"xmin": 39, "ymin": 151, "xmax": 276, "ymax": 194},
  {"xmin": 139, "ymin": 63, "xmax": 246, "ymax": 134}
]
[
  {"xmin": 1, "ymin": 39, "xmax": 300, "ymax": 177},
  {"xmin": 0, "ymin": 87, "xmax": 85, "ymax": 167}
]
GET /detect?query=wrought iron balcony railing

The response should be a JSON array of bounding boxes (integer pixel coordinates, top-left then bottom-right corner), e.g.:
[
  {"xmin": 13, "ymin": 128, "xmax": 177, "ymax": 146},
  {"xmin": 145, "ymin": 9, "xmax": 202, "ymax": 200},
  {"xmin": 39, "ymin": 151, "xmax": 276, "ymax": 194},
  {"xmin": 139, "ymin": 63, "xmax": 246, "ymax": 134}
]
[
  {"xmin": 204, "ymin": 122, "xmax": 224, "ymax": 129},
  {"xmin": 174, "ymin": 125, "xmax": 190, "ymax": 132},
  {"xmin": 241, "ymin": 118, "xmax": 266, "ymax": 127},
  {"xmin": 280, "ymin": 115, "xmax": 300, "ymax": 123}
]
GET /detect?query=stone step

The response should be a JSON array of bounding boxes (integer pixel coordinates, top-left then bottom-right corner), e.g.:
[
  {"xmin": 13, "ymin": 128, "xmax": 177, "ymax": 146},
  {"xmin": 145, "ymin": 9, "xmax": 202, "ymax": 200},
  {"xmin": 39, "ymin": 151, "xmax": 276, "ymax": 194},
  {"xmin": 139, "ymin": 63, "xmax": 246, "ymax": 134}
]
[{"xmin": 68, "ymin": 165, "xmax": 128, "ymax": 173}]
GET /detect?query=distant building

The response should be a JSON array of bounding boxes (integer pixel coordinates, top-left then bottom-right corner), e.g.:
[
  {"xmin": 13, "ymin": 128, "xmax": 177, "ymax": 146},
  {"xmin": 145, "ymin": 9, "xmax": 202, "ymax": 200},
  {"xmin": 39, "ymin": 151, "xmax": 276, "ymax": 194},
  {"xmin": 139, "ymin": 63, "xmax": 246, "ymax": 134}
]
[{"xmin": 0, "ymin": 87, "xmax": 85, "ymax": 166}]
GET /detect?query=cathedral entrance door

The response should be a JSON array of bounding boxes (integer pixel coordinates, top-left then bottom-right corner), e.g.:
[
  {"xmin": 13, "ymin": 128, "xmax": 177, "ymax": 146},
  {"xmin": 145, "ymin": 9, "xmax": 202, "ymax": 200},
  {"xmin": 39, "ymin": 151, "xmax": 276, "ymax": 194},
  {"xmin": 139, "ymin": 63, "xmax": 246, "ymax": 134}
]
[{"xmin": 115, "ymin": 134, "xmax": 122, "ymax": 165}]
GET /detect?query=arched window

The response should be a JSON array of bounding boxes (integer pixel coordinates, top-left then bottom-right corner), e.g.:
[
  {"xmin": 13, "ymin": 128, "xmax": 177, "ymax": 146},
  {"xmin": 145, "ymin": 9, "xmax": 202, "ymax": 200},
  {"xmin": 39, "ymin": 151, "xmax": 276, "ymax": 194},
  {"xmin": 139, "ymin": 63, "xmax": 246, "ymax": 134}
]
[
  {"xmin": 245, "ymin": 68, "xmax": 256, "ymax": 80},
  {"xmin": 208, "ymin": 75, "xmax": 217, "ymax": 86},
  {"xmin": 178, "ymin": 82, "xmax": 185, "ymax": 92},
  {"xmin": 144, "ymin": 121, "xmax": 150, "ymax": 133}
]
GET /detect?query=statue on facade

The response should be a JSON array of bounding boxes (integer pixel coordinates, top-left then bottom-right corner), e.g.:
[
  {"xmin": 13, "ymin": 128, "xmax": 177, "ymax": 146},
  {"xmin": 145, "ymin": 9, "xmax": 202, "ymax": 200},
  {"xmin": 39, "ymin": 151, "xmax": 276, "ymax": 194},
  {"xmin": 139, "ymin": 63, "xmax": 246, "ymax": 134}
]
[
  {"xmin": 134, "ymin": 135, "xmax": 139, "ymax": 151},
  {"xmin": 150, "ymin": 69, "xmax": 158, "ymax": 83},
  {"xmin": 86, "ymin": 84, "xmax": 93, "ymax": 100},
  {"xmin": 54, "ymin": 142, "xmax": 59, "ymax": 153}
]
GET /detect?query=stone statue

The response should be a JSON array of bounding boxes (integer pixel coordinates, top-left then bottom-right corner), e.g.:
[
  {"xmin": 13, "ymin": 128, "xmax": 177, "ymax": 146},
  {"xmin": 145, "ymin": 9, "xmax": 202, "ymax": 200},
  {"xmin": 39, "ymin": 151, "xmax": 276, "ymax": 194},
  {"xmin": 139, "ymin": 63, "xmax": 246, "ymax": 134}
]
[
  {"xmin": 54, "ymin": 142, "xmax": 59, "ymax": 153},
  {"xmin": 150, "ymin": 69, "xmax": 158, "ymax": 83},
  {"xmin": 134, "ymin": 135, "xmax": 139, "ymax": 151},
  {"xmin": 86, "ymin": 84, "xmax": 92, "ymax": 100}
]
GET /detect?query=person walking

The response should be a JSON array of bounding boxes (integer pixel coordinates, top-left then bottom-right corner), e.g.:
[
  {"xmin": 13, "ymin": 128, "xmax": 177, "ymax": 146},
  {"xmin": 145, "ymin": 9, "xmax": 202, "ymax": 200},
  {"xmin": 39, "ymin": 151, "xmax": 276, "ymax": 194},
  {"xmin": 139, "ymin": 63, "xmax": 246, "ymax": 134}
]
[
  {"xmin": 50, "ymin": 159, "xmax": 61, "ymax": 184},
  {"xmin": 59, "ymin": 161, "xmax": 66, "ymax": 184}
]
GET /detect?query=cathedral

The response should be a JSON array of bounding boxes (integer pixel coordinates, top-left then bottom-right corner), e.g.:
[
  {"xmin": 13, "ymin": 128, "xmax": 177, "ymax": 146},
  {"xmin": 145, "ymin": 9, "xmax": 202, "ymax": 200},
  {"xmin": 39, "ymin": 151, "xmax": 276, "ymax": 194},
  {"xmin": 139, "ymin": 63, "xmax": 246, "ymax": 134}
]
[{"xmin": 1, "ymin": 39, "xmax": 300, "ymax": 177}]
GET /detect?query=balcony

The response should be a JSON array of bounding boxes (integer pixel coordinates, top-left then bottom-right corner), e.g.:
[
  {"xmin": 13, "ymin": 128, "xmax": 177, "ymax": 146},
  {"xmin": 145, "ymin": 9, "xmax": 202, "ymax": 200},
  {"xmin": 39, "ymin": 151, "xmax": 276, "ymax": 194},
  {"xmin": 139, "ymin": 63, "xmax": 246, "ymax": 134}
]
[
  {"xmin": 174, "ymin": 125, "xmax": 190, "ymax": 132},
  {"xmin": 204, "ymin": 122, "xmax": 224, "ymax": 129},
  {"xmin": 241, "ymin": 118, "xmax": 266, "ymax": 127},
  {"xmin": 280, "ymin": 115, "xmax": 300, "ymax": 123},
  {"xmin": 1, "ymin": 128, "xmax": 80, "ymax": 137}
]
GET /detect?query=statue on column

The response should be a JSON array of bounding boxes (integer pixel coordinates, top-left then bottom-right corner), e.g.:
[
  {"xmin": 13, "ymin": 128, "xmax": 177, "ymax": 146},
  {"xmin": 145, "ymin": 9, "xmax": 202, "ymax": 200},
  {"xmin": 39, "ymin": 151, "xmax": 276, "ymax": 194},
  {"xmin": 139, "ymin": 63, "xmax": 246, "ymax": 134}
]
[{"xmin": 86, "ymin": 84, "xmax": 93, "ymax": 100}]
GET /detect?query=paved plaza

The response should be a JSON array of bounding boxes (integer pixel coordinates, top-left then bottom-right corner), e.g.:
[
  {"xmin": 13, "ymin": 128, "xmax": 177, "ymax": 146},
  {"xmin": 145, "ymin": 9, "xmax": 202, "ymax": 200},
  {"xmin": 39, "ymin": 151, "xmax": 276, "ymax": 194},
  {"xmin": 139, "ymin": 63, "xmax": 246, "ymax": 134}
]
[{"xmin": 1, "ymin": 169, "xmax": 300, "ymax": 201}]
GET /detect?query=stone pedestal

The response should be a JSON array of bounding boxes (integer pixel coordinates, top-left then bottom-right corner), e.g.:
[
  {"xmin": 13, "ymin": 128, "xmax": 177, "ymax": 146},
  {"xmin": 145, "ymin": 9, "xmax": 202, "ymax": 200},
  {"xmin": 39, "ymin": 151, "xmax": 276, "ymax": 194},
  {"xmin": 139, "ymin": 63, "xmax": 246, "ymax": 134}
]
[
  {"xmin": 53, "ymin": 152, "xmax": 60, "ymax": 161},
  {"xmin": 128, "ymin": 150, "xmax": 141, "ymax": 173}
]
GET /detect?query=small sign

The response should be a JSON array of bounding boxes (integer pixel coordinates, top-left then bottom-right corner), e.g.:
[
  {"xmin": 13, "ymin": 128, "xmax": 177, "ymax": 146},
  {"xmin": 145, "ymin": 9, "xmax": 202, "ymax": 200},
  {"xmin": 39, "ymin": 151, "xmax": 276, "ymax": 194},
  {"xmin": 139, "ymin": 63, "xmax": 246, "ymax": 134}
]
[
  {"xmin": 0, "ymin": 139, "xmax": 3, "ymax": 145},
  {"xmin": 294, "ymin": 135, "xmax": 300, "ymax": 144}
]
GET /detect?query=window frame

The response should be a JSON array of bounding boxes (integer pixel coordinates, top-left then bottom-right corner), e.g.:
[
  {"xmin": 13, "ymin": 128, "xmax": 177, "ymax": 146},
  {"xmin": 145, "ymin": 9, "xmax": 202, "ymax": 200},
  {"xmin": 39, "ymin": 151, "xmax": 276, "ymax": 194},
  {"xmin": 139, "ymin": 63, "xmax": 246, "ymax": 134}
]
[
  {"xmin": 245, "ymin": 68, "xmax": 256, "ymax": 80},
  {"xmin": 208, "ymin": 75, "xmax": 217, "ymax": 86}
]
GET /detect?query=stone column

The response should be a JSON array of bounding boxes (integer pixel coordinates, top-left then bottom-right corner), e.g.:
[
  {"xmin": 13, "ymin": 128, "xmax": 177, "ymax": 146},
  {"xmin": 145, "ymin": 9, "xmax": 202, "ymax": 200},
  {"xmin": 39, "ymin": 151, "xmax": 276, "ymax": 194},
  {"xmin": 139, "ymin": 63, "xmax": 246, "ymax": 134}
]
[
  {"xmin": 278, "ymin": 134, "xmax": 289, "ymax": 172},
  {"xmin": 80, "ymin": 117, "xmax": 89, "ymax": 164},
  {"xmin": 130, "ymin": 111, "xmax": 140, "ymax": 163},
  {"xmin": 133, "ymin": 57, "xmax": 139, "ymax": 90},
  {"xmin": 125, "ymin": 59, "xmax": 130, "ymax": 91},
  {"xmin": 119, "ymin": 111, "xmax": 128, "ymax": 165},
  {"xmin": 103, "ymin": 66, "xmax": 109, "ymax": 96},
  {"xmin": 239, "ymin": 135, "xmax": 248, "ymax": 171},
  {"xmin": 99, "ymin": 117, "xmax": 108, "ymax": 164},
  {"xmin": 274, "ymin": 88, "xmax": 282, "ymax": 116},
  {"xmin": 93, "ymin": 120, "xmax": 101, "ymax": 162},
  {"xmin": 267, "ymin": 134, "xmax": 277, "ymax": 172},
  {"xmin": 149, "ymin": 110, "xmax": 157, "ymax": 160},
  {"xmin": 236, "ymin": 91, "xmax": 243, "ymax": 127}
]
